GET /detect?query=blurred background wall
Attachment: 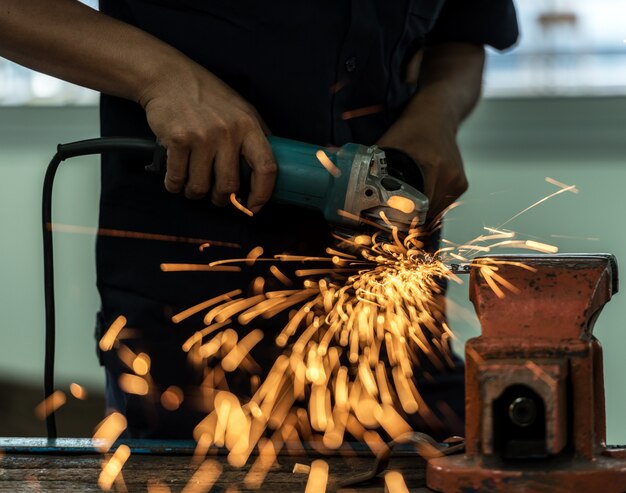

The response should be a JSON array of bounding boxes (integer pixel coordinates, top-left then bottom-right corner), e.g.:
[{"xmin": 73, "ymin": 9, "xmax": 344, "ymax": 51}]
[{"xmin": 1, "ymin": 0, "xmax": 625, "ymax": 441}]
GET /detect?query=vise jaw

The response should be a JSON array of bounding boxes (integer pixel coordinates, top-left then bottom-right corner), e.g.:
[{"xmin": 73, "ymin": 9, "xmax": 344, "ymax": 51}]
[{"xmin": 427, "ymin": 254, "xmax": 626, "ymax": 493}]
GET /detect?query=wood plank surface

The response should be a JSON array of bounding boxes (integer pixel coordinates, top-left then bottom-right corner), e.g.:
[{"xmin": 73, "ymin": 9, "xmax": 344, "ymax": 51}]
[{"xmin": 0, "ymin": 453, "xmax": 430, "ymax": 492}]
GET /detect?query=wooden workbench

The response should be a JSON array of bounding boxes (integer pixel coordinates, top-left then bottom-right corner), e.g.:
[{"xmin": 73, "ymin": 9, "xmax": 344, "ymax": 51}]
[{"xmin": 0, "ymin": 439, "xmax": 430, "ymax": 492}]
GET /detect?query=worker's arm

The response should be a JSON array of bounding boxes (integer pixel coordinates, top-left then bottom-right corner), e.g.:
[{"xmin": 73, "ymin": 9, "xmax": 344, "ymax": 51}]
[
  {"xmin": 377, "ymin": 42, "xmax": 485, "ymax": 221},
  {"xmin": 0, "ymin": 0, "xmax": 276, "ymax": 212}
]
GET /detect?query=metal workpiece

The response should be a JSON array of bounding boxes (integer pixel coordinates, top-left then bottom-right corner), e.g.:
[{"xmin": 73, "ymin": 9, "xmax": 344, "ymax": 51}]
[
  {"xmin": 427, "ymin": 253, "xmax": 626, "ymax": 493},
  {"xmin": 343, "ymin": 144, "xmax": 429, "ymax": 232}
]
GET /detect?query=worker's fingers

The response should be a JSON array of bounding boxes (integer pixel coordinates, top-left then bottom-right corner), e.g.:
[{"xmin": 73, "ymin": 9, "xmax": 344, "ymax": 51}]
[
  {"xmin": 211, "ymin": 146, "xmax": 240, "ymax": 207},
  {"xmin": 164, "ymin": 145, "xmax": 190, "ymax": 193},
  {"xmin": 242, "ymin": 131, "xmax": 277, "ymax": 214},
  {"xmin": 185, "ymin": 142, "xmax": 215, "ymax": 200}
]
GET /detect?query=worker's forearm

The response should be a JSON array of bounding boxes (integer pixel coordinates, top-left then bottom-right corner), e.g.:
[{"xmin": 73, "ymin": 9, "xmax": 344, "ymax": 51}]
[
  {"xmin": 1, "ymin": 0, "xmax": 278, "ymax": 208},
  {"xmin": 0, "ymin": 0, "xmax": 193, "ymax": 105},
  {"xmin": 404, "ymin": 42, "xmax": 485, "ymax": 132}
]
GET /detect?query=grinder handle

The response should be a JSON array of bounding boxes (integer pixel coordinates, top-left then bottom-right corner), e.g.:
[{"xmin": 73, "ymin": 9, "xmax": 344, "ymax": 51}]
[{"xmin": 146, "ymin": 141, "xmax": 254, "ymax": 199}]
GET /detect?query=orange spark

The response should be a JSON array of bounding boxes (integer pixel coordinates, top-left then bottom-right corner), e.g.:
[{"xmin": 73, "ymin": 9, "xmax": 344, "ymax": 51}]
[
  {"xmin": 98, "ymin": 444, "xmax": 131, "ymax": 491},
  {"xmin": 363, "ymin": 430, "xmax": 389, "ymax": 456},
  {"xmin": 215, "ymin": 295, "xmax": 267, "ymax": 323},
  {"xmin": 304, "ymin": 459, "xmax": 329, "ymax": 493},
  {"xmin": 525, "ymin": 360, "xmax": 557, "ymax": 387},
  {"xmin": 385, "ymin": 470, "xmax": 410, "ymax": 493},
  {"xmin": 69, "ymin": 383, "xmax": 88, "ymax": 400},
  {"xmin": 200, "ymin": 299, "xmax": 236, "ymax": 326},
  {"xmin": 192, "ymin": 431, "xmax": 214, "ymax": 464},
  {"xmin": 295, "ymin": 268, "xmax": 351, "ymax": 277},
  {"xmin": 483, "ymin": 227, "xmax": 515, "ymax": 237},
  {"xmin": 99, "ymin": 316, "xmax": 127, "ymax": 351},
  {"xmin": 119, "ymin": 374, "xmax": 149, "ymax": 396},
  {"xmin": 93, "ymin": 412, "xmax": 127, "ymax": 453},
  {"xmin": 498, "ymin": 185, "xmax": 579, "ymax": 229},
  {"xmin": 147, "ymin": 480, "xmax": 172, "ymax": 493},
  {"xmin": 275, "ymin": 254, "xmax": 335, "ymax": 262},
  {"xmin": 525, "ymin": 240, "xmax": 559, "ymax": 254},
  {"xmin": 545, "ymin": 176, "xmax": 579, "ymax": 193},
  {"xmin": 161, "ymin": 386, "xmax": 184, "ymax": 411},
  {"xmin": 221, "ymin": 329, "xmax": 265, "ymax": 372},
  {"xmin": 172, "ymin": 290, "xmax": 242, "ymax": 324},
  {"xmin": 354, "ymin": 234, "xmax": 372, "ymax": 246},
  {"xmin": 326, "ymin": 247, "xmax": 357, "ymax": 259},
  {"xmin": 181, "ymin": 459, "xmax": 222, "ymax": 493},
  {"xmin": 35, "ymin": 390, "xmax": 66, "ymax": 420},
  {"xmin": 315, "ymin": 149, "xmax": 341, "ymax": 178},
  {"xmin": 375, "ymin": 404, "xmax": 412, "ymax": 439},
  {"xmin": 160, "ymin": 264, "xmax": 241, "ymax": 272},
  {"xmin": 132, "ymin": 353, "xmax": 151, "ymax": 376},
  {"xmin": 466, "ymin": 346, "xmax": 485, "ymax": 365},
  {"xmin": 341, "ymin": 104, "xmax": 384, "ymax": 120},
  {"xmin": 293, "ymin": 463, "xmax": 311, "ymax": 474},
  {"xmin": 48, "ymin": 222, "xmax": 239, "ymax": 248},
  {"xmin": 550, "ymin": 234, "xmax": 600, "ymax": 241},
  {"xmin": 270, "ymin": 265, "xmax": 293, "ymax": 286},
  {"xmin": 392, "ymin": 367, "xmax": 419, "ymax": 414},
  {"xmin": 246, "ymin": 246, "xmax": 264, "ymax": 266},
  {"xmin": 353, "ymin": 392, "xmax": 380, "ymax": 428},
  {"xmin": 358, "ymin": 357, "xmax": 378, "ymax": 397},
  {"xmin": 252, "ymin": 277, "xmax": 265, "ymax": 295},
  {"xmin": 378, "ymin": 210, "xmax": 394, "ymax": 228},
  {"xmin": 230, "ymin": 193, "xmax": 254, "ymax": 217},
  {"xmin": 116, "ymin": 344, "xmax": 139, "ymax": 372},
  {"xmin": 243, "ymin": 438, "xmax": 277, "ymax": 488},
  {"xmin": 375, "ymin": 362, "xmax": 393, "ymax": 406},
  {"xmin": 480, "ymin": 269, "xmax": 506, "ymax": 299},
  {"xmin": 457, "ymin": 244, "xmax": 490, "ymax": 252}
]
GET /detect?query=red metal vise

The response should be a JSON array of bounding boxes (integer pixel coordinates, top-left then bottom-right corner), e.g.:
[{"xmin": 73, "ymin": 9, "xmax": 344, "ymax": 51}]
[{"xmin": 427, "ymin": 254, "xmax": 626, "ymax": 493}]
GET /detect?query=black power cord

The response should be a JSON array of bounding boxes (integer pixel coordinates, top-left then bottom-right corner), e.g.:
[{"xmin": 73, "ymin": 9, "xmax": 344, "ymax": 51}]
[{"xmin": 43, "ymin": 137, "xmax": 156, "ymax": 439}]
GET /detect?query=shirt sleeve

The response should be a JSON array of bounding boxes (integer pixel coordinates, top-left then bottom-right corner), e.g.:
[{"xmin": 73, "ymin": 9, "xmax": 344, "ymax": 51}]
[{"xmin": 426, "ymin": 0, "xmax": 519, "ymax": 51}]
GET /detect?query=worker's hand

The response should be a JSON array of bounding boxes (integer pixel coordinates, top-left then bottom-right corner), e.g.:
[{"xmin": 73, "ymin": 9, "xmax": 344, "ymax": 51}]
[
  {"xmin": 139, "ymin": 63, "xmax": 277, "ymax": 213},
  {"xmin": 378, "ymin": 42, "xmax": 484, "ymax": 222},
  {"xmin": 0, "ymin": 1, "xmax": 276, "ymax": 213},
  {"xmin": 377, "ymin": 113, "xmax": 467, "ymax": 221}
]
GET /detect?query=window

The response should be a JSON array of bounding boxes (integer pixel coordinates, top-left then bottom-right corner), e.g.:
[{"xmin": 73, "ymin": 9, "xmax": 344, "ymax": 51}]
[
  {"xmin": 485, "ymin": 0, "xmax": 626, "ymax": 97},
  {"xmin": 0, "ymin": 0, "xmax": 99, "ymax": 105}
]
